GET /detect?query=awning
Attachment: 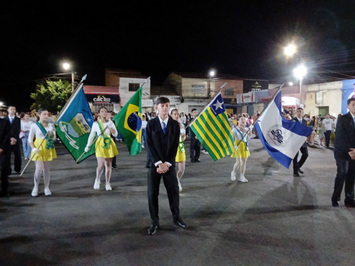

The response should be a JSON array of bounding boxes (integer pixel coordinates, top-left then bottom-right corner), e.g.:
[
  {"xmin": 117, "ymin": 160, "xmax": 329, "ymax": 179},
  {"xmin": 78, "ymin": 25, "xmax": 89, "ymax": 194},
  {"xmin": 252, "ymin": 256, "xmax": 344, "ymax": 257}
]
[{"xmin": 83, "ymin": 85, "xmax": 119, "ymax": 95}]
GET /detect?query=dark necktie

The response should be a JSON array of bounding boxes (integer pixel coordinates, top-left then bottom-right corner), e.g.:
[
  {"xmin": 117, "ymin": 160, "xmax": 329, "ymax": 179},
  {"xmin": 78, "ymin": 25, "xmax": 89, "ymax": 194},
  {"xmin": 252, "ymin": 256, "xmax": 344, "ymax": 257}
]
[{"xmin": 162, "ymin": 122, "xmax": 166, "ymax": 134}]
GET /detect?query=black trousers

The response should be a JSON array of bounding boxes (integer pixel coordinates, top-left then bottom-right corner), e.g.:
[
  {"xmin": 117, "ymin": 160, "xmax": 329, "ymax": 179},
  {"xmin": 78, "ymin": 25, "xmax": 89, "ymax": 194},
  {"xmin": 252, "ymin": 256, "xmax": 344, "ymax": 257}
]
[
  {"xmin": 190, "ymin": 137, "xmax": 200, "ymax": 161},
  {"xmin": 0, "ymin": 153, "xmax": 10, "ymax": 194},
  {"xmin": 332, "ymin": 153, "xmax": 355, "ymax": 202},
  {"xmin": 293, "ymin": 144, "xmax": 308, "ymax": 174},
  {"xmin": 147, "ymin": 166, "xmax": 180, "ymax": 226},
  {"xmin": 324, "ymin": 130, "xmax": 331, "ymax": 148},
  {"xmin": 9, "ymin": 142, "xmax": 22, "ymax": 173}
]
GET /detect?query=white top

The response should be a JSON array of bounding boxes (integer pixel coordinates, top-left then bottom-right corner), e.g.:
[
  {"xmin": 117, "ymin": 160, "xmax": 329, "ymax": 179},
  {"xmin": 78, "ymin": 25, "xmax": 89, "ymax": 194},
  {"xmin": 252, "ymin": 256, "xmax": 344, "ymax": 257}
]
[
  {"xmin": 21, "ymin": 120, "xmax": 34, "ymax": 132},
  {"xmin": 322, "ymin": 118, "xmax": 334, "ymax": 131},
  {"xmin": 142, "ymin": 120, "xmax": 148, "ymax": 129},
  {"xmin": 28, "ymin": 123, "xmax": 56, "ymax": 143},
  {"xmin": 86, "ymin": 120, "xmax": 117, "ymax": 147},
  {"xmin": 232, "ymin": 127, "xmax": 251, "ymax": 142}
]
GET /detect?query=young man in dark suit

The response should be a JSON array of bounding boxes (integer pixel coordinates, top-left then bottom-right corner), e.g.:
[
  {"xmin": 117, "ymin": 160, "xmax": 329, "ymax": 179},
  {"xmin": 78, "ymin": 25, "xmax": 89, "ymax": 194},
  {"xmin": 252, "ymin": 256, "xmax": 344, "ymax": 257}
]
[
  {"xmin": 189, "ymin": 108, "xmax": 201, "ymax": 162},
  {"xmin": 293, "ymin": 107, "xmax": 309, "ymax": 177},
  {"xmin": 331, "ymin": 98, "xmax": 355, "ymax": 207},
  {"xmin": 146, "ymin": 97, "xmax": 187, "ymax": 235},
  {"xmin": 5, "ymin": 106, "xmax": 22, "ymax": 174},
  {"xmin": 0, "ymin": 117, "xmax": 11, "ymax": 196}
]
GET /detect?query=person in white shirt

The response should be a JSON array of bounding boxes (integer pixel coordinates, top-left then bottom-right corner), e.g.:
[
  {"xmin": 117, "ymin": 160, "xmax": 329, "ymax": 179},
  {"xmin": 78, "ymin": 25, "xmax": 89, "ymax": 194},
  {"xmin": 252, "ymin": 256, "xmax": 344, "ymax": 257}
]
[
  {"xmin": 85, "ymin": 107, "xmax": 118, "ymax": 191},
  {"xmin": 20, "ymin": 113, "xmax": 34, "ymax": 160},
  {"xmin": 322, "ymin": 114, "xmax": 334, "ymax": 148}
]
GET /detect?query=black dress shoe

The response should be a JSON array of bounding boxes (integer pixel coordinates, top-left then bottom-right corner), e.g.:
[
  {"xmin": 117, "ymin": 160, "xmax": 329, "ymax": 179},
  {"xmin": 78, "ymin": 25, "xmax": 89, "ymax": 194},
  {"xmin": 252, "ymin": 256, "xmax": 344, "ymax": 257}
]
[
  {"xmin": 190, "ymin": 159, "xmax": 195, "ymax": 163},
  {"xmin": 173, "ymin": 218, "xmax": 187, "ymax": 229},
  {"xmin": 293, "ymin": 172, "xmax": 300, "ymax": 177},
  {"xmin": 298, "ymin": 169, "xmax": 304, "ymax": 174},
  {"xmin": 195, "ymin": 159, "xmax": 201, "ymax": 163},
  {"xmin": 331, "ymin": 199, "xmax": 339, "ymax": 207},
  {"xmin": 148, "ymin": 224, "xmax": 159, "ymax": 235},
  {"xmin": 344, "ymin": 200, "xmax": 355, "ymax": 208}
]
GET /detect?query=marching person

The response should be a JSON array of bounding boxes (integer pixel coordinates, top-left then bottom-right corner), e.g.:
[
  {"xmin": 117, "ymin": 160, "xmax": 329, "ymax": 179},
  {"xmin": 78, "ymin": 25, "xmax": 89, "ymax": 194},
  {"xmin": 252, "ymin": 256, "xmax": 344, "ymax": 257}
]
[
  {"xmin": 293, "ymin": 107, "xmax": 309, "ymax": 177},
  {"xmin": 170, "ymin": 108, "xmax": 186, "ymax": 192},
  {"xmin": 0, "ymin": 117, "xmax": 11, "ymax": 197},
  {"xmin": 28, "ymin": 108, "xmax": 57, "ymax": 197},
  {"xmin": 331, "ymin": 98, "xmax": 355, "ymax": 207},
  {"xmin": 146, "ymin": 97, "xmax": 187, "ymax": 235},
  {"xmin": 20, "ymin": 112, "xmax": 33, "ymax": 160},
  {"xmin": 230, "ymin": 116, "xmax": 252, "ymax": 183},
  {"xmin": 189, "ymin": 108, "xmax": 201, "ymax": 163},
  {"xmin": 85, "ymin": 107, "xmax": 118, "ymax": 191},
  {"xmin": 5, "ymin": 106, "xmax": 21, "ymax": 175}
]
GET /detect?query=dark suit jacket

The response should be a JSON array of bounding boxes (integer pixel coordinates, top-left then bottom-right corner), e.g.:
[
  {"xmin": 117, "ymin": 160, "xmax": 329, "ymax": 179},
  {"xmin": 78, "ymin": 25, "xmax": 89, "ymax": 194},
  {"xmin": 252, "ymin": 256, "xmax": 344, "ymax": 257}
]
[
  {"xmin": 293, "ymin": 117, "xmax": 308, "ymax": 148},
  {"xmin": 5, "ymin": 116, "xmax": 21, "ymax": 141},
  {"xmin": 334, "ymin": 112, "xmax": 355, "ymax": 160},
  {"xmin": 0, "ymin": 118, "xmax": 11, "ymax": 152},
  {"xmin": 146, "ymin": 116, "xmax": 180, "ymax": 168}
]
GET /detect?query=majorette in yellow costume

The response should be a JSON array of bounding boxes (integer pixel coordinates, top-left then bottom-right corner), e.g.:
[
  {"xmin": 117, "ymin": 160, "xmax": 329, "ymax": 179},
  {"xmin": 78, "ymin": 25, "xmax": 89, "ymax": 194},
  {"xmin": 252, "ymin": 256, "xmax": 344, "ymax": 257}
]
[
  {"xmin": 86, "ymin": 118, "xmax": 118, "ymax": 158},
  {"xmin": 231, "ymin": 127, "xmax": 250, "ymax": 159},
  {"xmin": 175, "ymin": 134, "xmax": 186, "ymax": 162},
  {"xmin": 29, "ymin": 122, "xmax": 57, "ymax": 161}
]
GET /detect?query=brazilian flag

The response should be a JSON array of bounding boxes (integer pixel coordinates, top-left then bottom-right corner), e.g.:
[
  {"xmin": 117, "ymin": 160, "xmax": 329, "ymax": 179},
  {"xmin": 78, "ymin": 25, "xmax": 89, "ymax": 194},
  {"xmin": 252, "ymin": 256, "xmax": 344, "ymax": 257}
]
[{"xmin": 113, "ymin": 87, "xmax": 142, "ymax": 156}]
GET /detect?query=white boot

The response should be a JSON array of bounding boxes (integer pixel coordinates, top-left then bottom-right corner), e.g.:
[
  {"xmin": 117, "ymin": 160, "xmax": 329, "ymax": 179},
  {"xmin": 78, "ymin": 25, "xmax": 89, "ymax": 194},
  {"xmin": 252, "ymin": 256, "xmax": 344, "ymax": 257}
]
[
  {"xmin": 237, "ymin": 175, "xmax": 248, "ymax": 183},
  {"xmin": 177, "ymin": 178, "xmax": 182, "ymax": 192},
  {"xmin": 105, "ymin": 183, "xmax": 112, "ymax": 191},
  {"xmin": 231, "ymin": 171, "xmax": 236, "ymax": 181},
  {"xmin": 44, "ymin": 187, "xmax": 52, "ymax": 196},
  {"xmin": 93, "ymin": 178, "xmax": 100, "ymax": 190},
  {"xmin": 31, "ymin": 186, "xmax": 38, "ymax": 197}
]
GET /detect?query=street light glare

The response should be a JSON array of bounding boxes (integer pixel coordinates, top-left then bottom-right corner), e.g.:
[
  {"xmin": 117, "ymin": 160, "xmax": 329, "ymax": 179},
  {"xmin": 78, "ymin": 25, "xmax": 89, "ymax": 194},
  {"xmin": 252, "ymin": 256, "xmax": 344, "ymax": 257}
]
[
  {"xmin": 293, "ymin": 65, "xmax": 307, "ymax": 80},
  {"xmin": 62, "ymin": 62, "xmax": 71, "ymax": 71},
  {"xmin": 284, "ymin": 43, "xmax": 297, "ymax": 57},
  {"xmin": 209, "ymin": 70, "xmax": 216, "ymax": 77}
]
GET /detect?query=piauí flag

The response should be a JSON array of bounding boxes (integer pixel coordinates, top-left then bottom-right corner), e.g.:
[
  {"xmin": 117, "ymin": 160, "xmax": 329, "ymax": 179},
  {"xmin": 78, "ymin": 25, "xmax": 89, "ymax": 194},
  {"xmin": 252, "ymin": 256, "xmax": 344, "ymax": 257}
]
[
  {"xmin": 56, "ymin": 83, "xmax": 95, "ymax": 163},
  {"xmin": 113, "ymin": 86, "xmax": 142, "ymax": 156},
  {"xmin": 190, "ymin": 92, "xmax": 234, "ymax": 161},
  {"xmin": 254, "ymin": 89, "xmax": 313, "ymax": 168}
]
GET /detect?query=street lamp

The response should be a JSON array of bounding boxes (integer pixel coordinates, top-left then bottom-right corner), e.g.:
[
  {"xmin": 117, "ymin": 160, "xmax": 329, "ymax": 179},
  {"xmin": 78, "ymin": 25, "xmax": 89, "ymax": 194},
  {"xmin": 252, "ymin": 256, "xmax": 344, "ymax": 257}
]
[
  {"xmin": 293, "ymin": 64, "xmax": 307, "ymax": 106},
  {"xmin": 61, "ymin": 61, "xmax": 75, "ymax": 93},
  {"xmin": 284, "ymin": 43, "xmax": 297, "ymax": 58},
  {"xmin": 208, "ymin": 69, "xmax": 216, "ymax": 98}
]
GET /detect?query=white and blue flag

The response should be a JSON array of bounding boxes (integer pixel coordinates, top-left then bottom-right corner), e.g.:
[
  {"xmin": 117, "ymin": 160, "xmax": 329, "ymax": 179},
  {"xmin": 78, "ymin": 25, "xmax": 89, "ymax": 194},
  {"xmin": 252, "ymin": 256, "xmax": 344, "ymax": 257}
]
[{"xmin": 254, "ymin": 90, "xmax": 312, "ymax": 168}]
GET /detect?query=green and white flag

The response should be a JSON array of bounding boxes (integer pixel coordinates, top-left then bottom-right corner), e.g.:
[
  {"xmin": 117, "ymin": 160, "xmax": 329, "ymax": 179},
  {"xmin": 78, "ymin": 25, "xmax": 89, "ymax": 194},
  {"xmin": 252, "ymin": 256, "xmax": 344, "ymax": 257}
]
[{"xmin": 56, "ymin": 79, "xmax": 95, "ymax": 163}]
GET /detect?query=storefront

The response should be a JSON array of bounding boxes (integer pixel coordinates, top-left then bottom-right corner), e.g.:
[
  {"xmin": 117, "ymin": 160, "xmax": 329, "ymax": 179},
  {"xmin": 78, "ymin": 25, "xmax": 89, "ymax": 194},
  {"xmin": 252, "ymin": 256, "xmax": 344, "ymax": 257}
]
[{"xmin": 83, "ymin": 85, "xmax": 120, "ymax": 113}]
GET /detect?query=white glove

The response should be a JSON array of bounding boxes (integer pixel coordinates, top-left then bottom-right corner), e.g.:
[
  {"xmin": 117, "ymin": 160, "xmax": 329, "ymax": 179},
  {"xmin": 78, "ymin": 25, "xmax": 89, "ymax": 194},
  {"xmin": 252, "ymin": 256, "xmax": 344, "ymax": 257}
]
[
  {"xmin": 84, "ymin": 146, "xmax": 90, "ymax": 153},
  {"xmin": 234, "ymin": 145, "xmax": 239, "ymax": 150},
  {"xmin": 249, "ymin": 125, "xmax": 254, "ymax": 130},
  {"xmin": 32, "ymin": 148, "xmax": 39, "ymax": 154}
]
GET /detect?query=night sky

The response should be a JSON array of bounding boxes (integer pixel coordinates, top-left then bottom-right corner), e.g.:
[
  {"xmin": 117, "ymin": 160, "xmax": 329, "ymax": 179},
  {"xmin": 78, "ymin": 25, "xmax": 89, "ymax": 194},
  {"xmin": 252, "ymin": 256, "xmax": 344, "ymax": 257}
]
[{"xmin": 1, "ymin": 1, "xmax": 355, "ymax": 111}]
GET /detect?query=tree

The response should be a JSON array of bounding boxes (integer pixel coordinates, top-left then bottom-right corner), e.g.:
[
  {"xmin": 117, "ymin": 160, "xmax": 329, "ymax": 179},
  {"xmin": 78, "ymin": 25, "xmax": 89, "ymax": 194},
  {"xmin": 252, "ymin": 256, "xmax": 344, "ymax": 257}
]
[{"xmin": 30, "ymin": 79, "xmax": 72, "ymax": 113}]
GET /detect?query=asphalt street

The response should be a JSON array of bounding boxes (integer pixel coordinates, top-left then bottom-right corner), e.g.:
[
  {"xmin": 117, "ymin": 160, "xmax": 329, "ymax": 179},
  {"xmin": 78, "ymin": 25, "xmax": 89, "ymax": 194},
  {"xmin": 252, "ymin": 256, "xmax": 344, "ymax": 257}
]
[{"xmin": 1, "ymin": 138, "xmax": 354, "ymax": 266}]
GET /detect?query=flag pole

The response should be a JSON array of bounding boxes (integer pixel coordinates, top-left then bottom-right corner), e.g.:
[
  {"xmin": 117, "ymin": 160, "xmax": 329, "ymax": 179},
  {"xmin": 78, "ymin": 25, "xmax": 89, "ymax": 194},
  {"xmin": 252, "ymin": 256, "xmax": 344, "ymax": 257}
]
[
  {"xmin": 20, "ymin": 131, "xmax": 50, "ymax": 177},
  {"xmin": 140, "ymin": 76, "xmax": 151, "ymax": 88},
  {"xmin": 75, "ymin": 125, "xmax": 109, "ymax": 163},
  {"xmin": 186, "ymin": 82, "xmax": 227, "ymax": 129},
  {"xmin": 235, "ymin": 83, "xmax": 285, "ymax": 147},
  {"xmin": 56, "ymin": 74, "xmax": 88, "ymax": 124}
]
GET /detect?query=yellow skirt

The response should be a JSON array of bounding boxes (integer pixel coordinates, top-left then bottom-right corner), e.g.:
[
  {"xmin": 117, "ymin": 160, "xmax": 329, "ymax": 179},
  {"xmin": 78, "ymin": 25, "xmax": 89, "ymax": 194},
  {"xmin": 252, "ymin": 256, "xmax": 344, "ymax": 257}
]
[
  {"xmin": 175, "ymin": 144, "xmax": 186, "ymax": 162},
  {"xmin": 31, "ymin": 138, "xmax": 57, "ymax": 161},
  {"xmin": 95, "ymin": 137, "xmax": 119, "ymax": 158},
  {"xmin": 231, "ymin": 140, "xmax": 250, "ymax": 158}
]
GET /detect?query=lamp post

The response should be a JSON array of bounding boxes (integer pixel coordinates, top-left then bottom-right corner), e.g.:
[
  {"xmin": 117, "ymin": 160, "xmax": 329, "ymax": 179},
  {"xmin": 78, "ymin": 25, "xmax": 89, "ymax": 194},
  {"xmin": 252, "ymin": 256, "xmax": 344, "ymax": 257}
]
[
  {"xmin": 62, "ymin": 61, "xmax": 75, "ymax": 93},
  {"xmin": 293, "ymin": 64, "xmax": 307, "ymax": 107},
  {"xmin": 208, "ymin": 69, "xmax": 216, "ymax": 98}
]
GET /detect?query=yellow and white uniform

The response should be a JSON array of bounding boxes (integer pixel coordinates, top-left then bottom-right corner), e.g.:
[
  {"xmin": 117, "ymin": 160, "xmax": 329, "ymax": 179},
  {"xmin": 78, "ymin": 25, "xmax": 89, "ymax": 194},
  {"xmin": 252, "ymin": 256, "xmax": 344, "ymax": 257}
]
[
  {"xmin": 231, "ymin": 127, "xmax": 250, "ymax": 159},
  {"xmin": 87, "ymin": 120, "xmax": 118, "ymax": 158},
  {"xmin": 28, "ymin": 123, "xmax": 57, "ymax": 161}
]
